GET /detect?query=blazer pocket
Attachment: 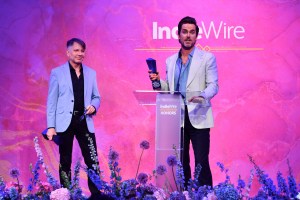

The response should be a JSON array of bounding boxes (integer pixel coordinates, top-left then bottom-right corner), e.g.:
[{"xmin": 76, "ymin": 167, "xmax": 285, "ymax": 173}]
[{"xmin": 57, "ymin": 109, "xmax": 64, "ymax": 114}]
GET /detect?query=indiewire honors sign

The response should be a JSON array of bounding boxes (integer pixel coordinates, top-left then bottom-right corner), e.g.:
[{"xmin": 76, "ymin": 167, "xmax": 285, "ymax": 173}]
[{"xmin": 160, "ymin": 105, "xmax": 177, "ymax": 115}]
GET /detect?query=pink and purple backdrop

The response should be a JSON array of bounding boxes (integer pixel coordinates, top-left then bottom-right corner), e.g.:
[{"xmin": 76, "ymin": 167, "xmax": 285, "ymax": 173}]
[{"xmin": 0, "ymin": 0, "xmax": 299, "ymax": 195}]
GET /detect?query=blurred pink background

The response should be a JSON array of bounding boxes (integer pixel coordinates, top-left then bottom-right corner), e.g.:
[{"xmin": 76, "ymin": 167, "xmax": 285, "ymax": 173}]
[{"xmin": 0, "ymin": 0, "xmax": 299, "ymax": 195}]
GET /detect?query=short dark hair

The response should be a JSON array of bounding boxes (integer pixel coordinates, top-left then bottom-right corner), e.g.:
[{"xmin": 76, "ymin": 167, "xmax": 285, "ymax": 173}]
[
  {"xmin": 178, "ymin": 16, "xmax": 199, "ymax": 35},
  {"xmin": 66, "ymin": 38, "xmax": 86, "ymax": 50}
]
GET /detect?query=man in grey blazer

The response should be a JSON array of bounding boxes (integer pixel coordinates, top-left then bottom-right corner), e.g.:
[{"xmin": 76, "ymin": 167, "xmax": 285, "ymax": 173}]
[
  {"xmin": 149, "ymin": 16, "xmax": 218, "ymax": 188},
  {"xmin": 46, "ymin": 38, "xmax": 102, "ymax": 199}
]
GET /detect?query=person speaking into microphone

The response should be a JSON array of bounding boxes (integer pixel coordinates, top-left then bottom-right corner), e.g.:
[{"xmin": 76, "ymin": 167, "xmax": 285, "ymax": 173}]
[{"xmin": 148, "ymin": 16, "xmax": 218, "ymax": 188}]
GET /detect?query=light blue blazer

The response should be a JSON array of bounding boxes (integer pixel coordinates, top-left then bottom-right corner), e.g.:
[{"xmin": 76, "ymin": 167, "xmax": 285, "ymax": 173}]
[
  {"xmin": 160, "ymin": 47, "xmax": 218, "ymax": 129},
  {"xmin": 47, "ymin": 62, "xmax": 101, "ymax": 133}
]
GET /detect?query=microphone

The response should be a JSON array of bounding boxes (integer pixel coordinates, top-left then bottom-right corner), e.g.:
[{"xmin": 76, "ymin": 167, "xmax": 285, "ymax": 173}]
[
  {"xmin": 41, "ymin": 128, "xmax": 61, "ymax": 145},
  {"xmin": 146, "ymin": 58, "xmax": 161, "ymax": 89}
]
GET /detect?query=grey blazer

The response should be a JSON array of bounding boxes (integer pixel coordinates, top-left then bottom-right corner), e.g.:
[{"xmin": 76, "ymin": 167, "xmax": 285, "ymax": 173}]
[
  {"xmin": 47, "ymin": 62, "xmax": 101, "ymax": 133},
  {"xmin": 160, "ymin": 47, "xmax": 218, "ymax": 129}
]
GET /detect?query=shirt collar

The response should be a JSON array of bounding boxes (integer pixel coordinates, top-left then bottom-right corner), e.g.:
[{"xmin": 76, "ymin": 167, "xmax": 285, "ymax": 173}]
[
  {"xmin": 178, "ymin": 47, "xmax": 195, "ymax": 59},
  {"xmin": 68, "ymin": 62, "xmax": 83, "ymax": 73}
]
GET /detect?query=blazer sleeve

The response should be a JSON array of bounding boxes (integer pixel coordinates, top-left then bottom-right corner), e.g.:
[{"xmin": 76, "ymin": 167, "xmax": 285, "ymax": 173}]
[
  {"xmin": 47, "ymin": 69, "xmax": 59, "ymax": 128},
  {"xmin": 202, "ymin": 53, "xmax": 218, "ymax": 100},
  {"xmin": 159, "ymin": 56, "xmax": 173, "ymax": 91},
  {"xmin": 90, "ymin": 71, "xmax": 101, "ymax": 113}
]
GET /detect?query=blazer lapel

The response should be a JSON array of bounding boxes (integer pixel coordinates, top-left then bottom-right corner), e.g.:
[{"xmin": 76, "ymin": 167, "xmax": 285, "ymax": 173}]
[
  {"xmin": 168, "ymin": 55, "xmax": 179, "ymax": 91},
  {"xmin": 62, "ymin": 62, "xmax": 73, "ymax": 94},
  {"xmin": 187, "ymin": 48, "xmax": 204, "ymax": 87},
  {"xmin": 83, "ymin": 65, "xmax": 88, "ymax": 98}
]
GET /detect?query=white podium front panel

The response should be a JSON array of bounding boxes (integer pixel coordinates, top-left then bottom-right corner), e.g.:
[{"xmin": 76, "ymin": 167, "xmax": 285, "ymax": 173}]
[
  {"xmin": 134, "ymin": 90, "xmax": 187, "ymax": 191},
  {"xmin": 155, "ymin": 93, "xmax": 183, "ymax": 190}
]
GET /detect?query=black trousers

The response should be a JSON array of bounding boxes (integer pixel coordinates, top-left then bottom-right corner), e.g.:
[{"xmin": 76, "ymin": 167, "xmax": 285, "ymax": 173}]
[
  {"xmin": 182, "ymin": 107, "xmax": 213, "ymax": 188},
  {"xmin": 58, "ymin": 116, "xmax": 100, "ymax": 195}
]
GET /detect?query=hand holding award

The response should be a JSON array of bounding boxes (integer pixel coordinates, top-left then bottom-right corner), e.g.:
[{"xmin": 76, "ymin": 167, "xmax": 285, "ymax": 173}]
[{"xmin": 146, "ymin": 58, "xmax": 161, "ymax": 90}]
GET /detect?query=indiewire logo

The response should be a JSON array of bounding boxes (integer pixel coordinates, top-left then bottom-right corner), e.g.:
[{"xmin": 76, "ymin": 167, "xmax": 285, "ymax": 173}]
[
  {"xmin": 160, "ymin": 105, "xmax": 177, "ymax": 115},
  {"xmin": 152, "ymin": 21, "xmax": 245, "ymax": 40}
]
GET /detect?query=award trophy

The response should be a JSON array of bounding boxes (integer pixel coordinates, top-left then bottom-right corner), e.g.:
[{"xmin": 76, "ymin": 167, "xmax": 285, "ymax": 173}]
[{"xmin": 146, "ymin": 58, "xmax": 161, "ymax": 89}]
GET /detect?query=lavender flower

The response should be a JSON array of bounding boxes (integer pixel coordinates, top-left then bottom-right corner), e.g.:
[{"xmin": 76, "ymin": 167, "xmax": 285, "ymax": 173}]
[
  {"xmin": 287, "ymin": 159, "xmax": 298, "ymax": 199},
  {"xmin": 9, "ymin": 169, "xmax": 20, "ymax": 179},
  {"xmin": 0, "ymin": 176, "xmax": 6, "ymax": 191},
  {"xmin": 253, "ymin": 189, "xmax": 268, "ymax": 199},
  {"xmin": 193, "ymin": 185, "xmax": 213, "ymax": 200},
  {"xmin": 136, "ymin": 183, "xmax": 156, "ymax": 199},
  {"xmin": 87, "ymin": 135, "xmax": 100, "ymax": 173},
  {"xmin": 217, "ymin": 162, "xmax": 230, "ymax": 184},
  {"xmin": 33, "ymin": 137, "xmax": 60, "ymax": 189},
  {"xmin": 87, "ymin": 168, "xmax": 109, "ymax": 192},
  {"xmin": 249, "ymin": 155, "xmax": 277, "ymax": 197},
  {"xmin": 167, "ymin": 155, "xmax": 177, "ymax": 167},
  {"xmin": 140, "ymin": 140, "xmax": 150, "ymax": 150},
  {"xmin": 137, "ymin": 173, "xmax": 148, "ymax": 185},
  {"xmin": 169, "ymin": 191, "xmax": 186, "ymax": 200},
  {"xmin": 120, "ymin": 179, "xmax": 138, "ymax": 198},
  {"xmin": 156, "ymin": 165, "xmax": 167, "ymax": 176},
  {"xmin": 8, "ymin": 187, "xmax": 19, "ymax": 200},
  {"xmin": 70, "ymin": 159, "xmax": 81, "ymax": 191},
  {"xmin": 107, "ymin": 147, "xmax": 122, "ymax": 197},
  {"xmin": 153, "ymin": 188, "xmax": 167, "ymax": 200},
  {"xmin": 191, "ymin": 164, "xmax": 202, "ymax": 189},
  {"xmin": 236, "ymin": 175, "xmax": 246, "ymax": 199},
  {"xmin": 143, "ymin": 194, "xmax": 157, "ymax": 200},
  {"xmin": 71, "ymin": 188, "xmax": 83, "ymax": 200},
  {"xmin": 217, "ymin": 162, "xmax": 225, "ymax": 172},
  {"xmin": 176, "ymin": 161, "xmax": 185, "ymax": 191},
  {"xmin": 244, "ymin": 169, "xmax": 255, "ymax": 198},
  {"xmin": 276, "ymin": 171, "xmax": 289, "ymax": 196},
  {"xmin": 237, "ymin": 176, "xmax": 245, "ymax": 189}
]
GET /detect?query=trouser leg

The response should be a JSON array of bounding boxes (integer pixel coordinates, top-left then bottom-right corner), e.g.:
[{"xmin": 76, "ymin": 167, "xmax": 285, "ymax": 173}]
[
  {"xmin": 182, "ymin": 127, "xmax": 191, "ymax": 188},
  {"xmin": 58, "ymin": 131, "xmax": 75, "ymax": 187},
  {"xmin": 75, "ymin": 121, "xmax": 100, "ymax": 195},
  {"xmin": 190, "ymin": 128, "xmax": 212, "ymax": 187}
]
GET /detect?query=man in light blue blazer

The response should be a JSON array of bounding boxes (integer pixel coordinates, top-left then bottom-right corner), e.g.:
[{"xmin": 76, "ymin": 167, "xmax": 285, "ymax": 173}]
[
  {"xmin": 46, "ymin": 38, "xmax": 101, "ymax": 199},
  {"xmin": 149, "ymin": 16, "xmax": 218, "ymax": 188}
]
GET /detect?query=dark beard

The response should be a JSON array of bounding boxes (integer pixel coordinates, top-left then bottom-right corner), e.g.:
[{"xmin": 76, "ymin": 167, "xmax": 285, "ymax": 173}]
[{"xmin": 179, "ymin": 39, "xmax": 195, "ymax": 50}]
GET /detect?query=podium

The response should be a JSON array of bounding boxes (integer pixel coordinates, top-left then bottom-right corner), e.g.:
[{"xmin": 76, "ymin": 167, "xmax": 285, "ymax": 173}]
[{"xmin": 133, "ymin": 90, "xmax": 184, "ymax": 191}]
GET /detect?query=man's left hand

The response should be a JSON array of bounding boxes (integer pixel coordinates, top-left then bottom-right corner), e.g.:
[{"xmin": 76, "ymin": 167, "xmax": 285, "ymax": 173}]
[
  {"xmin": 188, "ymin": 96, "xmax": 205, "ymax": 103},
  {"xmin": 86, "ymin": 105, "xmax": 96, "ymax": 115}
]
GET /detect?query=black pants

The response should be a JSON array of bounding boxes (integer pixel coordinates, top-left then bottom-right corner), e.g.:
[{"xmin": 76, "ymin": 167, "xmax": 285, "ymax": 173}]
[
  {"xmin": 58, "ymin": 116, "xmax": 100, "ymax": 195},
  {"xmin": 182, "ymin": 107, "xmax": 213, "ymax": 188}
]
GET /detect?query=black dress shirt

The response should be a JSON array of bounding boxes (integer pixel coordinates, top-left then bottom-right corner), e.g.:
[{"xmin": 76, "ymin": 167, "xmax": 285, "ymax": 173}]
[{"xmin": 69, "ymin": 62, "xmax": 85, "ymax": 115}]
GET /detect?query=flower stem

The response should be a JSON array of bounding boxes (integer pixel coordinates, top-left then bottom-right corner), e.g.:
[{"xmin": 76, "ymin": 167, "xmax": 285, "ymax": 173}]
[
  {"xmin": 164, "ymin": 174, "xmax": 174, "ymax": 192},
  {"xmin": 135, "ymin": 149, "xmax": 144, "ymax": 179},
  {"xmin": 172, "ymin": 167, "xmax": 179, "ymax": 191},
  {"xmin": 17, "ymin": 177, "xmax": 21, "ymax": 193}
]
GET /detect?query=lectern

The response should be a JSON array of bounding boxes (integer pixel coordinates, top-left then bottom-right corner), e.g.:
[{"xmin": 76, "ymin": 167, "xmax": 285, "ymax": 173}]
[{"xmin": 133, "ymin": 90, "xmax": 184, "ymax": 191}]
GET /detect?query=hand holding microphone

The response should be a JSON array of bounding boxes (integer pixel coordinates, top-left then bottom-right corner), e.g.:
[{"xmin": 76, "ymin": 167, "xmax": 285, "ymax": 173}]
[{"xmin": 46, "ymin": 128, "xmax": 57, "ymax": 141}]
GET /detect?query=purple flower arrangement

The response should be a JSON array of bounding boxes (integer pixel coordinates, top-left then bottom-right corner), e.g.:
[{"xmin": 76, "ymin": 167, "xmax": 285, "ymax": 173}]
[{"xmin": 0, "ymin": 137, "xmax": 299, "ymax": 199}]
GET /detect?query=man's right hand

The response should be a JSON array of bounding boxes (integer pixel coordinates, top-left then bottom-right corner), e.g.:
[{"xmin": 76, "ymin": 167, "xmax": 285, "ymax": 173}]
[
  {"xmin": 46, "ymin": 128, "xmax": 57, "ymax": 141},
  {"xmin": 148, "ymin": 70, "xmax": 160, "ymax": 81}
]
